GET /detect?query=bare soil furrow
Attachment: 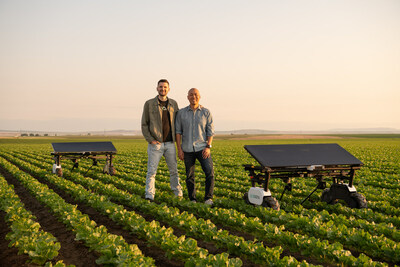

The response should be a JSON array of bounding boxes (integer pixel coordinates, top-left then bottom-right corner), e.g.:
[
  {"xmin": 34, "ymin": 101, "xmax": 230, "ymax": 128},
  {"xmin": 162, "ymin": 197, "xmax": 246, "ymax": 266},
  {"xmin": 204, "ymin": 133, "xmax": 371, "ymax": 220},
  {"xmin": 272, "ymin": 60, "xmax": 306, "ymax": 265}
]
[
  {"xmin": 1, "ymin": 161, "xmax": 184, "ymax": 267},
  {"xmin": 0, "ymin": 210, "xmax": 31, "ymax": 267},
  {"xmin": 0, "ymin": 165, "xmax": 99, "ymax": 267}
]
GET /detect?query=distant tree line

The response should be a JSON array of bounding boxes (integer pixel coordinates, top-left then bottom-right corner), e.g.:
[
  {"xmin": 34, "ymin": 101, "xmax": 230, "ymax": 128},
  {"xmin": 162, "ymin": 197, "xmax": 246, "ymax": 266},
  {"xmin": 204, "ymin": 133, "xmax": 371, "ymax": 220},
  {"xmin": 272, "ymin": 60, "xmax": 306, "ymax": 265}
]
[{"xmin": 20, "ymin": 133, "xmax": 49, "ymax": 137}]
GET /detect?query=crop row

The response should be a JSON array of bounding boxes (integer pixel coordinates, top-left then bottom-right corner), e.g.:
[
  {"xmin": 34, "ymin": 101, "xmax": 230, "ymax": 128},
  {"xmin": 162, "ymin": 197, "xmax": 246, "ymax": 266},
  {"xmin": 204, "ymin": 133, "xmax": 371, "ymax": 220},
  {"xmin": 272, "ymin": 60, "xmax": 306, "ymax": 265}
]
[
  {"xmin": 20, "ymin": 148, "xmax": 400, "ymax": 221},
  {"xmin": 86, "ymin": 157, "xmax": 400, "ymax": 260},
  {"xmin": 81, "ymin": 156, "xmax": 399, "ymax": 264},
  {"xmin": 4, "ymin": 139, "xmax": 400, "ymax": 266},
  {"xmin": 0, "ymin": 153, "xmax": 251, "ymax": 266},
  {"xmin": 11, "ymin": 149, "xmax": 400, "ymax": 264},
  {"xmin": 1, "ymin": 151, "xmax": 312, "ymax": 266},
  {"xmin": 13, "ymin": 149, "xmax": 400, "ymax": 237},
  {"xmin": 8, "ymin": 151, "xmax": 390, "ymax": 266},
  {"xmin": 0, "ymin": 157, "xmax": 155, "ymax": 266},
  {"xmin": 0, "ymin": 174, "xmax": 65, "ymax": 266},
  {"xmin": 92, "ymin": 168, "xmax": 392, "ymax": 265}
]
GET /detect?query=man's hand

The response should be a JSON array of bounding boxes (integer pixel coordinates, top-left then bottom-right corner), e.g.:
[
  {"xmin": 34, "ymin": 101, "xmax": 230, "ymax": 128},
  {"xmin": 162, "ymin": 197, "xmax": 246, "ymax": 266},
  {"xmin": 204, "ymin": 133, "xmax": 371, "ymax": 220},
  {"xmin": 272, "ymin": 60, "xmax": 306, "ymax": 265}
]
[
  {"xmin": 202, "ymin": 147, "xmax": 211, "ymax": 159},
  {"xmin": 150, "ymin": 140, "xmax": 161, "ymax": 145},
  {"xmin": 176, "ymin": 134, "xmax": 184, "ymax": 160},
  {"xmin": 178, "ymin": 149, "xmax": 184, "ymax": 160}
]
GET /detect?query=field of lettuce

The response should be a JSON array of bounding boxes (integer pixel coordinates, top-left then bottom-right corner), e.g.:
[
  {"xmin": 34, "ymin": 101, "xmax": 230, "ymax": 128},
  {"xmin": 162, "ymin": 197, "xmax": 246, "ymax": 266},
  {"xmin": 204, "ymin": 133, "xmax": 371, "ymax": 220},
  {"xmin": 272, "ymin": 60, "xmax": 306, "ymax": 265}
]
[{"xmin": 0, "ymin": 135, "xmax": 399, "ymax": 266}]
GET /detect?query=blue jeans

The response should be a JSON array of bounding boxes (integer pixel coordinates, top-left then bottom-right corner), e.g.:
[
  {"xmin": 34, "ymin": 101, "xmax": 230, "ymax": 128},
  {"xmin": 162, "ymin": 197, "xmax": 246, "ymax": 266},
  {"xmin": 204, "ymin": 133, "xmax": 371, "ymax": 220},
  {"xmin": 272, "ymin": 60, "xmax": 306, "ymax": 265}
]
[
  {"xmin": 145, "ymin": 142, "xmax": 182, "ymax": 200},
  {"xmin": 183, "ymin": 151, "xmax": 214, "ymax": 201}
]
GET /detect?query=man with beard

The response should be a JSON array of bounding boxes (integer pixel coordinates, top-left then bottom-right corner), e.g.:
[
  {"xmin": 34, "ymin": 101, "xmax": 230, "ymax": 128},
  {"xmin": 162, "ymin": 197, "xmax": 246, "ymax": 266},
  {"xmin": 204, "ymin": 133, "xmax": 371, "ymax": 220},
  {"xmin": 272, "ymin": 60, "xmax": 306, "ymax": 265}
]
[{"xmin": 141, "ymin": 79, "xmax": 183, "ymax": 201}]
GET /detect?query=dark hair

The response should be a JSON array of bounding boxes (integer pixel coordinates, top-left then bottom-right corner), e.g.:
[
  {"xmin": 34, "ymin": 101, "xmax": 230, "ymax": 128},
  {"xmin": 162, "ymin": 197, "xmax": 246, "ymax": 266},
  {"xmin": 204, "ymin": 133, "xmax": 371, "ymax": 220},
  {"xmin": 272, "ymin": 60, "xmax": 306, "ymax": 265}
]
[{"xmin": 157, "ymin": 79, "xmax": 169, "ymax": 86}]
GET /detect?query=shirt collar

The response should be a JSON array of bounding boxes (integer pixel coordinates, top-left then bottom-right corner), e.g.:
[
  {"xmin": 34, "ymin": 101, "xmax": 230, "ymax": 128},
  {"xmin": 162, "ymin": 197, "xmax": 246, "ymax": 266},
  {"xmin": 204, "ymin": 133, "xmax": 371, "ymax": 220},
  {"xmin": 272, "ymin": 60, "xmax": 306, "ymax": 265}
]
[
  {"xmin": 189, "ymin": 105, "xmax": 202, "ymax": 111},
  {"xmin": 157, "ymin": 96, "xmax": 169, "ymax": 105}
]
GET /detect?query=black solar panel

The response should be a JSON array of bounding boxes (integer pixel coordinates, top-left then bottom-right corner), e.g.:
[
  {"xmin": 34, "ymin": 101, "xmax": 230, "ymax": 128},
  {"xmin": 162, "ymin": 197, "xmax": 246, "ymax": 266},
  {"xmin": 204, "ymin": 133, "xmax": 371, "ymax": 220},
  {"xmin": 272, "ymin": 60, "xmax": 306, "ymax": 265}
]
[
  {"xmin": 244, "ymin": 143, "xmax": 363, "ymax": 168},
  {"xmin": 52, "ymin": 142, "xmax": 117, "ymax": 154}
]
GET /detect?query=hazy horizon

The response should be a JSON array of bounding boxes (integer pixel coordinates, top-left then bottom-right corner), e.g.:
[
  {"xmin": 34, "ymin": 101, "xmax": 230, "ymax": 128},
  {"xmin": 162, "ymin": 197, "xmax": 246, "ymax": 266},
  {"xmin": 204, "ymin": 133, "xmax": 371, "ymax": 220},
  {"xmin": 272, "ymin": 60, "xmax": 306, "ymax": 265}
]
[
  {"xmin": 2, "ymin": 125, "xmax": 400, "ymax": 135},
  {"xmin": 1, "ymin": 1, "xmax": 399, "ymax": 132}
]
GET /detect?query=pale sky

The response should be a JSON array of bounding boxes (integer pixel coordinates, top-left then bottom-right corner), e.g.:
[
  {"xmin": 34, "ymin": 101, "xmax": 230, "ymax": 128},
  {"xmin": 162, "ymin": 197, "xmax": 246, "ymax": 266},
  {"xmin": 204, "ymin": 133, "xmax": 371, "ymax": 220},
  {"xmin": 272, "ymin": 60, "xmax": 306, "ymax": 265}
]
[{"xmin": 1, "ymin": 0, "xmax": 399, "ymax": 132}]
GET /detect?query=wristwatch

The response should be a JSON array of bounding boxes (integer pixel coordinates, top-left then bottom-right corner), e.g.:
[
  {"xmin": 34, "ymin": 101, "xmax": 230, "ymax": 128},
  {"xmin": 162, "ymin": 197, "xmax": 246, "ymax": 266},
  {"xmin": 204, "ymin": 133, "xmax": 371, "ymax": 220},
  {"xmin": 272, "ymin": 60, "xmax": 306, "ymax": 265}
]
[{"xmin": 206, "ymin": 144, "xmax": 212, "ymax": 148}]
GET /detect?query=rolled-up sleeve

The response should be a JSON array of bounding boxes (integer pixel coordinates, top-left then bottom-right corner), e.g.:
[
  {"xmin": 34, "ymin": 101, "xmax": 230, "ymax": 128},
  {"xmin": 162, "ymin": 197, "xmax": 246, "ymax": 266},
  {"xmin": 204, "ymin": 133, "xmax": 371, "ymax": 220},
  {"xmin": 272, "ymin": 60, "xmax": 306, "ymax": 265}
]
[
  {"xmin": 206, "ymin": 111, "xmax": 214, "ymax": 137},
  {"xmin": 175, "ymin": 110, "xmax": 182, "ymax": 135},
  {"xmin": 176, "ymin": 106, "xmax": 214, "ymax": 152}
]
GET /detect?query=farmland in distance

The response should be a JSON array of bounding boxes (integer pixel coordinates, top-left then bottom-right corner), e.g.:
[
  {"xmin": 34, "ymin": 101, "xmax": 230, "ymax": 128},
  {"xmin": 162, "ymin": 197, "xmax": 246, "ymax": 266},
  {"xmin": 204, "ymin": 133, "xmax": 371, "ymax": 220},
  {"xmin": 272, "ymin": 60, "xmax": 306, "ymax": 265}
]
[{"xmin": 0, "ymin": 135, "xmax": 399, "ymax": 266}]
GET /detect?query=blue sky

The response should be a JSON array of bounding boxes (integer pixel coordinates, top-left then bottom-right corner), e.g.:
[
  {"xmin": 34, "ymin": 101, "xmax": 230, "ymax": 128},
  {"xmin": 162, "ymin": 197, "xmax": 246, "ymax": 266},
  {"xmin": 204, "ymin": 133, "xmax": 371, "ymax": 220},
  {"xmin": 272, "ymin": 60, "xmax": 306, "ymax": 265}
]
[{"xmin": 1, "ymin": 0, "xmax": 399, "ymax": 132}]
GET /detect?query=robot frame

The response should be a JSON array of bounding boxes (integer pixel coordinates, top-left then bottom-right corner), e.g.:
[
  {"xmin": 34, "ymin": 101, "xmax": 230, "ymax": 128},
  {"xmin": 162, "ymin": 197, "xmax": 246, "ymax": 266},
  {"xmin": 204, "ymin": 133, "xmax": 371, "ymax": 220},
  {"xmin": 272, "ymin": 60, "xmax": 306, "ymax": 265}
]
[{"xmin": 242, "ymin": 143, "xmax": 367, "ymax": 211}]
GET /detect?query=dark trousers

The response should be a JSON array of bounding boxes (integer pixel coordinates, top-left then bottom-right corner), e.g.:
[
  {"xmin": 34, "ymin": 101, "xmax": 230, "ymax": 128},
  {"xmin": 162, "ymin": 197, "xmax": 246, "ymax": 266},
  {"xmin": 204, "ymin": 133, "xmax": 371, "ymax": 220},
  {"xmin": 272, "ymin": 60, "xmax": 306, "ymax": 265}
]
[{"xmin": 183, "ymin": 151, "xmax": 214, "ymax": 201}]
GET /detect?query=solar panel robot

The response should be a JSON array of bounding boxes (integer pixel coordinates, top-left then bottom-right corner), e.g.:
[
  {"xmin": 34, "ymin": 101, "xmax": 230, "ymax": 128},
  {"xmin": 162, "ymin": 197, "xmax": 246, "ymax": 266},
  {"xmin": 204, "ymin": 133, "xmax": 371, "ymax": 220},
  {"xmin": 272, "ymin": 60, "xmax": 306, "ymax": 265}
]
[
  {"xmin": 51, "ymin": 142, "xmax": 117, "ymax": 177},
  {"xmin": 243, "ymin": 144, "xmax": 367, "ymax": 211}
]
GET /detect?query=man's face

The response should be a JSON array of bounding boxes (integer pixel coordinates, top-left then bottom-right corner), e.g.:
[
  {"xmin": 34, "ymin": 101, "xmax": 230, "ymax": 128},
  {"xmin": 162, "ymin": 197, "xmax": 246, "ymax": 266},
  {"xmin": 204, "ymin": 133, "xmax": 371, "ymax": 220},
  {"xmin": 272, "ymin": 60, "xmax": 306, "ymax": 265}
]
[
  {"xmin": 187, "ymin": 89, "xmax": 201, "ymax": 106},
  {"xmin": 157, "ymin": 82, "xmax": 170, "ymax": 97}
]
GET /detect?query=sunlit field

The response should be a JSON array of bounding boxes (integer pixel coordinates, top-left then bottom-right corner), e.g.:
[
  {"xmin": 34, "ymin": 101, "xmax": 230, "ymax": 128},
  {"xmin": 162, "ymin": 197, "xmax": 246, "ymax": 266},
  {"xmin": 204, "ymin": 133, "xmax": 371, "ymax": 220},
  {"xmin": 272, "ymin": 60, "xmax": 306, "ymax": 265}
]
[{"xmin": 0, "ymin": 135, "xmax": 399, "ymax": 266}]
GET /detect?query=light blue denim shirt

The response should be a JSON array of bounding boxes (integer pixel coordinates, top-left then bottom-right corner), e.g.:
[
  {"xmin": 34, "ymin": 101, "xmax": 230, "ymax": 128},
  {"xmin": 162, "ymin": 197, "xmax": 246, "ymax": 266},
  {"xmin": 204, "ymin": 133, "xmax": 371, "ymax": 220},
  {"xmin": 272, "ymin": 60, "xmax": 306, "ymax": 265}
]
[{"xmin": 175, "ymin": 105, "xmax": 214, "ymax": 153}]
